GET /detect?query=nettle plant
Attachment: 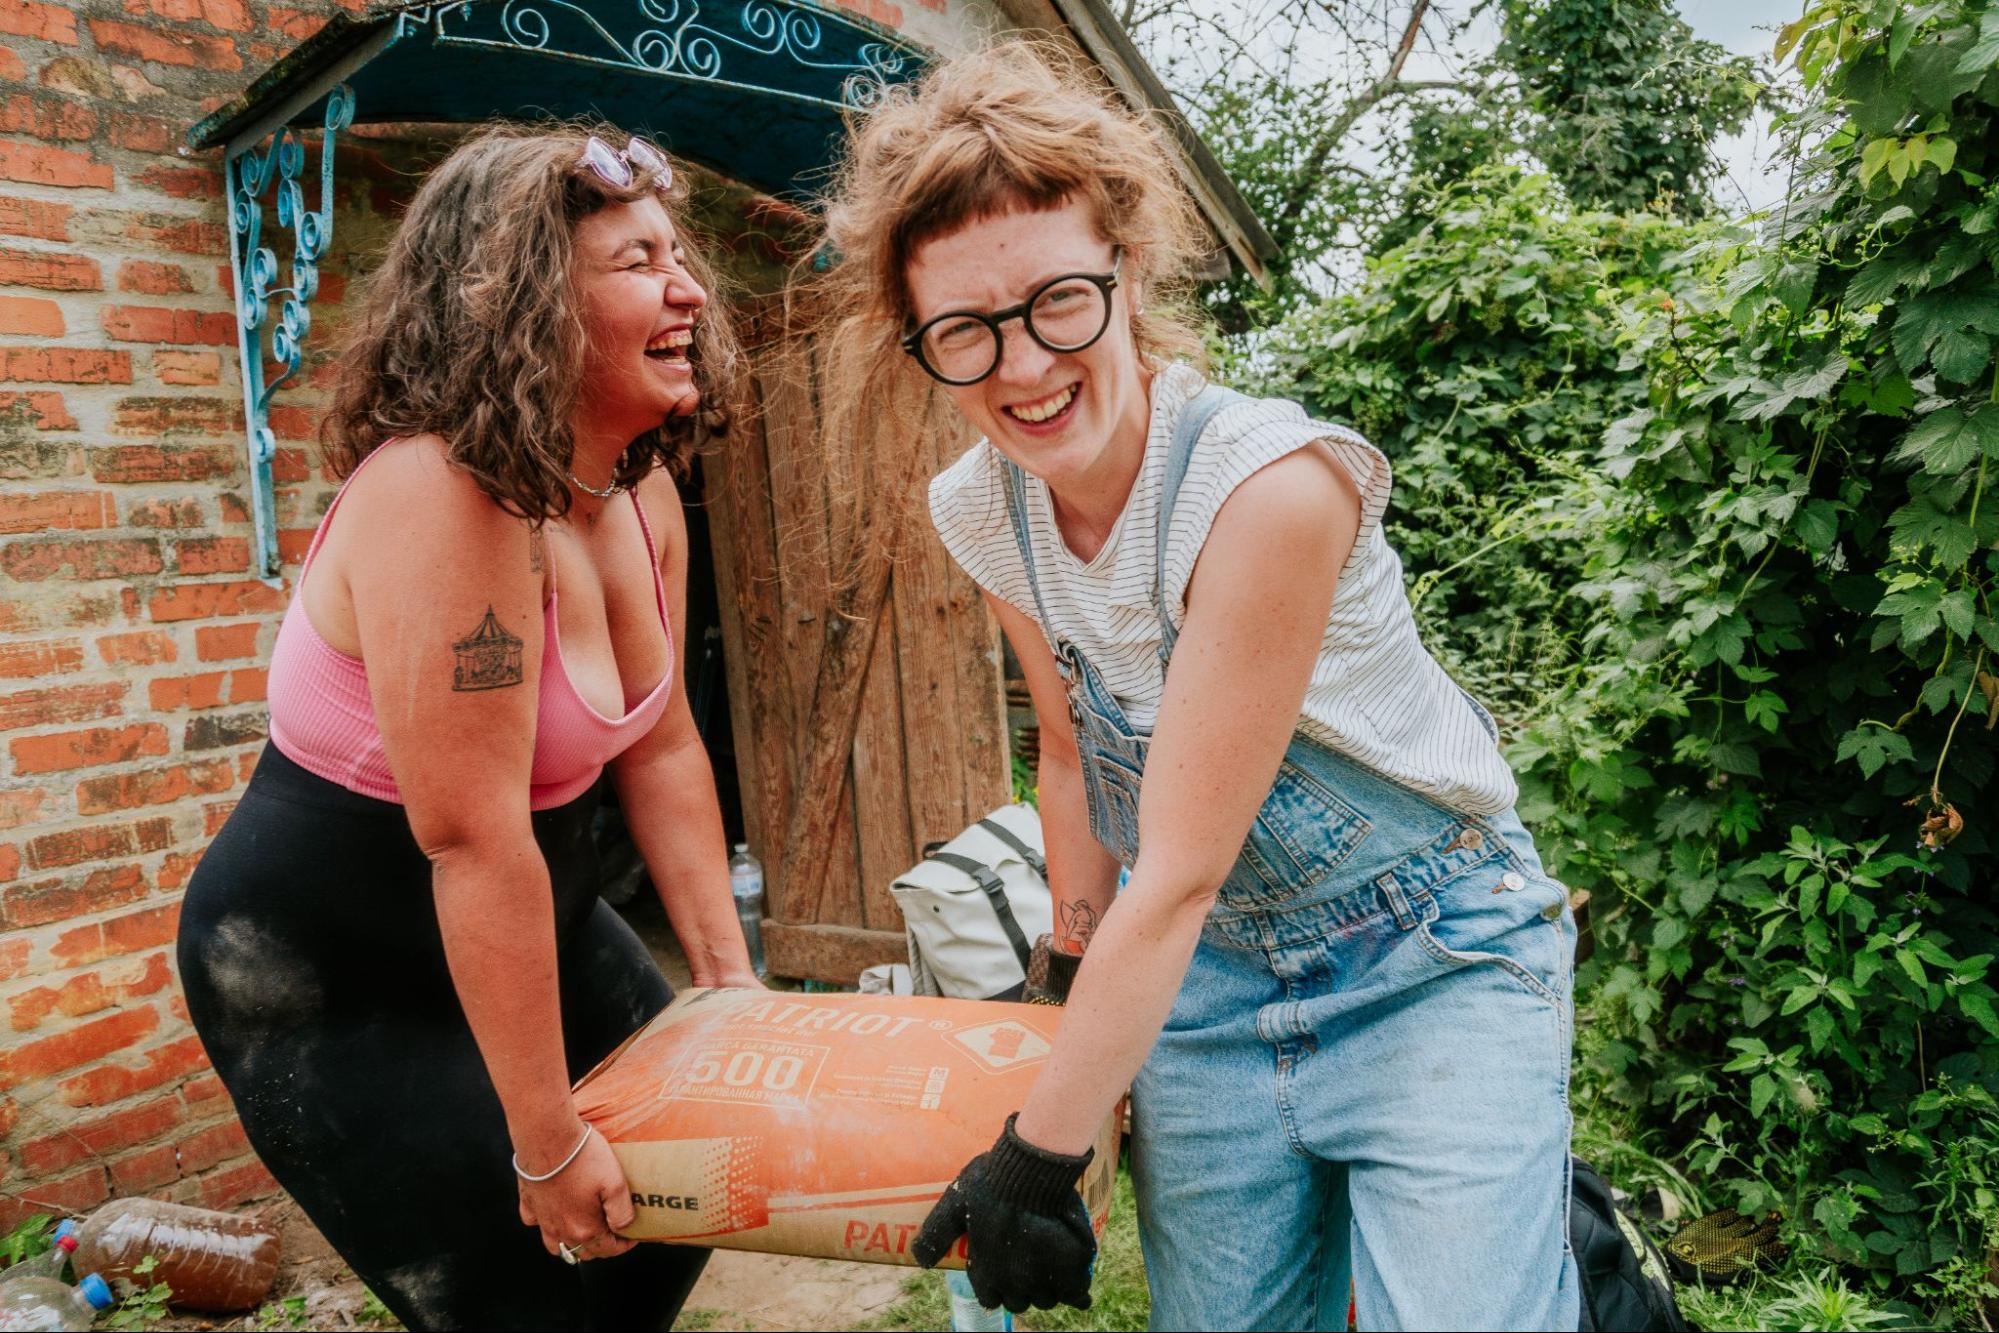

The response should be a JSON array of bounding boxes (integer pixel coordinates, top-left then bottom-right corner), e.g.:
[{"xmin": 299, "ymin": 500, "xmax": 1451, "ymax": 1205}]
[{"xmin": 1504, "ymin": 0, "xmax": 1999, "ymax": 1305}]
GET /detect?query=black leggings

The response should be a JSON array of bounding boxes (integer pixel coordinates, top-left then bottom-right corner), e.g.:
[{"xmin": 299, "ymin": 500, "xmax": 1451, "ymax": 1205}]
[{"xmin": 177, "ymin": 744, "xmax": 708, "ymax": 1331}]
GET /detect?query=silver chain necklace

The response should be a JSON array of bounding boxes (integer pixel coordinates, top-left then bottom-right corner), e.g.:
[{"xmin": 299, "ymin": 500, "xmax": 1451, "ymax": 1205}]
[{"xmin": 567, "ymin": 469, "xmax": 626, "ymax": 499}]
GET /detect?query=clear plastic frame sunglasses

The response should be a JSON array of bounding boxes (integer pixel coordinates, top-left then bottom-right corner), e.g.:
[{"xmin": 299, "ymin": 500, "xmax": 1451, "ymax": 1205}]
[{"xmin": 579, "ymin": 135, "xmax": 674, "ymax": 195}]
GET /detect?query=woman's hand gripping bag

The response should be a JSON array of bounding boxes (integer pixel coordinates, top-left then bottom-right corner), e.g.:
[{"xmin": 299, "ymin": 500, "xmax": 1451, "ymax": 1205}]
[{"xmin": 571, "ymin": 988, "xmax": 1119, "ymax": 1267}]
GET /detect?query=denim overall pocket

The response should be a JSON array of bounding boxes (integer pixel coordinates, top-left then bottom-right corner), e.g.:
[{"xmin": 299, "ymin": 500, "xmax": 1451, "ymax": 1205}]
[
  {"xmin": 1414, "ymin": 864, "xmax": 1570, "ymax": 1008},
  {"xmin": 1038, "ymin": 635, "xmax": 1142, "ymax": 866},
  {"xmin": 1078, "ymin": 717, "xmax": 1145, "ymax": 866},
  {"xmin": 1223, "ymin": 739, "xmax": 1373, "ymax": 907}
]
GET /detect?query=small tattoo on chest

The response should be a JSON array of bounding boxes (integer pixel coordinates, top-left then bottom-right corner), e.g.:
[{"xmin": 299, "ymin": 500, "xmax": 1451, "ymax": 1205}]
[
  {"xmin": 451, "ymin": 605, "xmax": 524, "ymax": 691},
  {"xmin": 528, "ymin": 529, "xmax": 545, "ymax": 574}
]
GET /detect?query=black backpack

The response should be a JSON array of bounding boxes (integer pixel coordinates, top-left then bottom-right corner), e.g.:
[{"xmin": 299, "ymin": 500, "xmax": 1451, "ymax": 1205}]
[{"xmin": 1571, "ymin": 1156, "xmax": 1688, "ymax": 1332}]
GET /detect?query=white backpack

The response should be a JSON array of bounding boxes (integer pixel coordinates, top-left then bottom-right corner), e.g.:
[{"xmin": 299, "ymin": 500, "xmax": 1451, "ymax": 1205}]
[{"xmin": 889, "ymin": 804, "xmax": 1051, "ymax": 1001}]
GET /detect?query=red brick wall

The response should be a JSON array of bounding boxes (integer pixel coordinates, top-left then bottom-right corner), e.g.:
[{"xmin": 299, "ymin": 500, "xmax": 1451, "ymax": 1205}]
[{"xmin": 0, "ymin": 0, "xmax": 422, "ymax": 1228}]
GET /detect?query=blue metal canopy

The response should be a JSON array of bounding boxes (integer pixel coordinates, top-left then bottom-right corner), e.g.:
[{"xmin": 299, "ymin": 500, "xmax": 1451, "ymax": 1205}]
[
  {"xmin": 188, "ymin": 1, "xmax": 928, "ymax": 581},
  {"xmin": 188, "ymin": 1, "xmax": 923, "ymax": 199}
]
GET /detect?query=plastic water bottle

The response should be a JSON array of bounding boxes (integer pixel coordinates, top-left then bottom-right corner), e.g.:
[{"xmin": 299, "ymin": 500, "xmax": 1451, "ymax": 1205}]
[
  {"xmin": 71, "ymin": 1198, "xmax": 280, "ymax": 1312},
  {"xmin": 728, "ymin": 843, "xmax": 766, "ymax": 977},
  {"xmin": 0, "ymin": 1222, "xmax": 76, "ymax": 1287},
  {"xmin": 945, "ymin": 1269, "xmax": 1011, "ymax": 1332},
  {"xmin": 0, "ymin": 1273, "xmax": 112, "ymax": 1330}
]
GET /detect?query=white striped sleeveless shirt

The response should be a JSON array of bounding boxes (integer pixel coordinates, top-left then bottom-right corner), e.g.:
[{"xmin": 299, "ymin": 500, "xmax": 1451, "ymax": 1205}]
[{"xmin": 927, "ymin": 362, "xmax": 1519, "ymax": 817}]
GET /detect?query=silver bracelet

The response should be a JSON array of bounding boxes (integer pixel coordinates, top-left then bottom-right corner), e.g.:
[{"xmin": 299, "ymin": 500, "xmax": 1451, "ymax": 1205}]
[{"xmin": 512, "ymin": 1124, "xmax": 593, "ymax": 1183}]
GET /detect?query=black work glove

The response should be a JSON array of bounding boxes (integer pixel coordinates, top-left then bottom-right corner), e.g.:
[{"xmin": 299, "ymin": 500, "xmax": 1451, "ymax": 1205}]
[
  {"xmin": 1023, "ymin": 935, "xmax": 1083, "ymax": 1005},
  {"xmin": 910, "ymin": 1113, "xmax": 1096, "ymax": 1312}
]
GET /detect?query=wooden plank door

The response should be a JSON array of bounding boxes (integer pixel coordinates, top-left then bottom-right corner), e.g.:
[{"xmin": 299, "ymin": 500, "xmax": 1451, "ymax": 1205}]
[{"xmin": 703, "ymin": 318, "xmax": 1009, "ymax": 984}]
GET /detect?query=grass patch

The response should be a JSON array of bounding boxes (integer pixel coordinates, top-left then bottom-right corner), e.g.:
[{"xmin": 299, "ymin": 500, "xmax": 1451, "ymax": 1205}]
[
  {"xmin": 863, "ymin": 1166, "xmax": 1148, "ymax": 1332},
  {"xmin": 1676, "ymin": 1268, "xmax": 1913, "ymax": 1331}
]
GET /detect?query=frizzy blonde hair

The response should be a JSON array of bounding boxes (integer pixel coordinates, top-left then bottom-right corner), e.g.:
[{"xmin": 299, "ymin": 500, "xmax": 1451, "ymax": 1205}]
[
  {"xmin": 806, "ymin": 40, "xmax": 1214, "ymax": 484},
  {"xmin": 322, "ymin": 121, "xmax": 743, "ymax": 520}
]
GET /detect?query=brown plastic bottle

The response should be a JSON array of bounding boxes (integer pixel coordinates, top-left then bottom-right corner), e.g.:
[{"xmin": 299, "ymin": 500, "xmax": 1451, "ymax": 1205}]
[{"xmin": 70, "ymin": 1199, "xmax": 281, "ymax": 1312}]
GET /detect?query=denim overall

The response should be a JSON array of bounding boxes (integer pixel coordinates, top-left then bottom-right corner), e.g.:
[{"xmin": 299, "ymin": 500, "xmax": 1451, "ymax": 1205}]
[{"xmin": 1001, "ymin": 389, "xmax": 1580, "ymax": 1331}]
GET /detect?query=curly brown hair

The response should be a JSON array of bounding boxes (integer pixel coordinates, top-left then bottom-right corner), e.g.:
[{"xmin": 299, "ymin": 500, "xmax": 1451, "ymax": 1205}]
[
  {"xmin": 322, "ymin": 122, "xmax": 742, "ymax": 519},
  {"xmin": 806, "ymin": 40, "xmax": 1213, "ymax": 460}
]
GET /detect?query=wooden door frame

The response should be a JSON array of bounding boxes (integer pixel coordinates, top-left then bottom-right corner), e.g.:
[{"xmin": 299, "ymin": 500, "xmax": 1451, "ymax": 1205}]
[{"xmin": 701, "ymin": 309, "xmax": 1009, "ymax": 983}]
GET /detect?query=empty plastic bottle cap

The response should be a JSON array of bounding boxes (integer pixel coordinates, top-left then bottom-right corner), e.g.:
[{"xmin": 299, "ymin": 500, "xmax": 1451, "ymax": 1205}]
[{"xmin": 79, "ymin": 1273, "xmax": 115, "ymax": 1310}]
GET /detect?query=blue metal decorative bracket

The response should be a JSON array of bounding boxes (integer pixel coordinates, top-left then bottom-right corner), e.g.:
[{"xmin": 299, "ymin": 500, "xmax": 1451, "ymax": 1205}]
[{"xmin": 225, "ymin": 85, "xmax": 353, "ymax": 584}]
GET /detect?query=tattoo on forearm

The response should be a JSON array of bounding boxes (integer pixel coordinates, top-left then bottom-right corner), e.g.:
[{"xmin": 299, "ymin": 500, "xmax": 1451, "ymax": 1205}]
[
  {"xmin": 451, "ymin": 606, "xmax": 524, "ymax": 691},
  {"xmin": 528, "ymin": 528, "xmax": 545, "ymax": 574},
  {"xmin": 1059, "ymin": 898, "xmax": 1098, "ymax": 950}
]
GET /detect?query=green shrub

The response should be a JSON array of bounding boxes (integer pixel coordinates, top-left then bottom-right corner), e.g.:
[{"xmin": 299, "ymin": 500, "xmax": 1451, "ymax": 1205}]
[
  {"xmin": 1511, "ymin": 0, "xmax": 1999, "ymax": 1315},
  {"xmin": 1255, "ymin": 167, "xmax": 1703, "ymax": 722},
  {"xmin": 1258, "ymin": 0, "xmax": 1999, "ymax": 1317}
]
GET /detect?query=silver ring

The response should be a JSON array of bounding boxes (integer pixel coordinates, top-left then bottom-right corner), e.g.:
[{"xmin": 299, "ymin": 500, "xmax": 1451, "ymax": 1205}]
[{"xmin": 558, "ymin": 1241, "xmax": 580, "ymax": 1266}]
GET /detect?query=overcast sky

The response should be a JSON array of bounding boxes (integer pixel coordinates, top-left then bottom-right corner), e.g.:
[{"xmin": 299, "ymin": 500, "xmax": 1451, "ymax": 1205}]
[
  {"xmin": 1433, "ymin": 0, "xmax": 1806, "ymax": 215},
  {"xmin": 1682, "ymin": 0, "xmax": 1804, "ymax": 213}
]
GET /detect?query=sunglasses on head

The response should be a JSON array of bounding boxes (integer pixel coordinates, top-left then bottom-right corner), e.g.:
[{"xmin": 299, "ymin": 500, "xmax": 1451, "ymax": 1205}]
[{"xmin": 579, "ymin": 135, "xmax": 673, "ymax": 194}]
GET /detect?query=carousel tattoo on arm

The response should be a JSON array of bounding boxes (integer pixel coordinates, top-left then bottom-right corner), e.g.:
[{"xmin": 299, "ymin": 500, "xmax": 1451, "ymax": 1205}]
[{"xmin": 450, "ymin": 606, "xmax": 525, "ymax": 691}]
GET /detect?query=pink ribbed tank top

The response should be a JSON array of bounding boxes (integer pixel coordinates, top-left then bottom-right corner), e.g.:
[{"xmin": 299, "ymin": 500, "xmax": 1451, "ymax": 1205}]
[{"xmin": 267, "ymin": 445, "xmax": 675, "ymax": 810}]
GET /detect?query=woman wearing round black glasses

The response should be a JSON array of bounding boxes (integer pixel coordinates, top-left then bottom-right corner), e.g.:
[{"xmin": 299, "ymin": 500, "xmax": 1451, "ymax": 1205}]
[
  {"xmin": 899, "ymin": 249, "xmax": 1123, "ymax": 383},
  {"xmin": 815, "ymin": 46, "xmax": 1577, "ymax": 1331},
  {"xmin": 176, "ymin": 126, "xmax": 758, "ymax": 1330}
]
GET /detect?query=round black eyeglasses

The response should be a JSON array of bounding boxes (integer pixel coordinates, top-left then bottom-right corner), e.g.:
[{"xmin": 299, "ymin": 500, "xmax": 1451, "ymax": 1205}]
[{"xmin": 902, "ymin": 249, "xmax": 1122, "ymax": 386}]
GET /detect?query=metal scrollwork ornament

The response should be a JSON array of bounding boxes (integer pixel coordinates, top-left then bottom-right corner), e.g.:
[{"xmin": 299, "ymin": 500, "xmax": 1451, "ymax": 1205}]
[
  {"xmin": 446, "ymin": 0, "xmax": 914, "ymax": 108},
  {"xmin": 226, "ymin": 84, "xmax": 353, "ymax": 581}
]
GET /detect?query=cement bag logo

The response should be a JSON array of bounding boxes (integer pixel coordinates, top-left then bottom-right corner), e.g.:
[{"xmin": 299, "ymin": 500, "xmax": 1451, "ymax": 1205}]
[
  {"xmin": 946, "ymin": 1019, "xmax": 1051, "ymax": 1071},
  {"xmin": 660, "ymin": 1038, "xmax": 828, "ymax": 1110}
]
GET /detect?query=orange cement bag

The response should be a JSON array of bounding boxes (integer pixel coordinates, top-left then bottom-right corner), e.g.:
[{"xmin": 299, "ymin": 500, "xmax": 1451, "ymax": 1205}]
[{"xmin": 572, "ymin": 987, "xmax": 1118, "ymax": 1268}]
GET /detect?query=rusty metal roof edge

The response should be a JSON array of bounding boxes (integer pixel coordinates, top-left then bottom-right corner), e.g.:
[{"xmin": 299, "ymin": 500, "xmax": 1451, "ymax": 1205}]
[{"xmin": 185, "ymin": 6, "xmax": 417, "ymax": 152}]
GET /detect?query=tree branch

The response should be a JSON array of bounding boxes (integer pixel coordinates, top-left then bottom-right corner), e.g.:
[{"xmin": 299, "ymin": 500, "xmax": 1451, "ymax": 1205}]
[
  {"xmin": 1304, "ymin": 0, "xmax": 1383, "ymax": 54},
  {"xmin": 1385, "ymin": 0, "xmax": 1428, "ymax": 85},
  {"xmin": 1173, "ymin": 10, "xmax": 1287, "ymax": 83},
  {"xmin": 1118, "ymin": 0, "xmax": 1197, "ymax": 39},
  {"xmin": 1267, "ymin": 0, "xmax": 1447, "ymax": 249}
]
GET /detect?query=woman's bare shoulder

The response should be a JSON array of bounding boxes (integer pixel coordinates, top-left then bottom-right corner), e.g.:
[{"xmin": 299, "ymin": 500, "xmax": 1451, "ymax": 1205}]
[
  {"xmin": 338, "ymin": 434, "xmax": 524, "ymax": 544},
  {"xmin": 633, "ymin": 469, "xmax": 687, "ymax": 565}
]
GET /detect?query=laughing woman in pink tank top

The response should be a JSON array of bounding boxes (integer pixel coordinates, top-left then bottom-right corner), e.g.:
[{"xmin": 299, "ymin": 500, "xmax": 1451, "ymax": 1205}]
[{"xmin": 175, "ymin": 125, "xmax": 760, "ymax": 1332}]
